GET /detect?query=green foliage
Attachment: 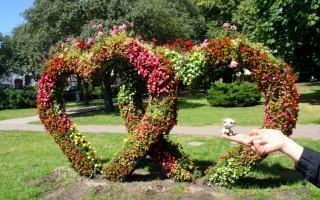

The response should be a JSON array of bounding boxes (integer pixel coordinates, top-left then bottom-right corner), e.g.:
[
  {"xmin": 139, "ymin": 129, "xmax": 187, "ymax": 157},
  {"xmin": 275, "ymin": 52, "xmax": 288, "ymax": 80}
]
[
  {"xmin": 9, "ymin": 0, "xmax": 205, "ymax": 78},
  {"xmin": 205, "ymin": 145, "xmax": 262, "ymax": 187},
  {"xmin": 206, "ymin": 81, "xmax": 261, "ymax": 107},
  {"xmin": 194, "ymin": 0, "xmax": 239, "ymax": 38},
  {"xmin": 165, "ymin": 49, "xmax": 207, "ymax": 85},
  {"xmin": 0, "ymin": 33, "xmax": 14, "ymax": 78},
  {"xmin": 198, "ymin": 0, "xmax": 320, "ymax": 80},
  {"xmin": 0, "ymin": 87, "xmax": 36, "ymax": 109},
  {"xmin": 83, "ymin": 0, "xmax": 206, "ymax": 42}
]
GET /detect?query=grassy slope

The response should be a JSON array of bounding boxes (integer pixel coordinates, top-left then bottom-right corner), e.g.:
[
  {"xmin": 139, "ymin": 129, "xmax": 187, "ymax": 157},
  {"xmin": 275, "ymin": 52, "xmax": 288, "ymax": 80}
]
[{"xmin": 1, "ymin": 131, "xmax": 320, "ymax": 199}]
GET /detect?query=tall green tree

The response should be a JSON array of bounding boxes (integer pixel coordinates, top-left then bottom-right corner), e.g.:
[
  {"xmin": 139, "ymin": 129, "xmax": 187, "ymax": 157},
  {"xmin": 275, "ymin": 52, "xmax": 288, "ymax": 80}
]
[
  {"xmin": 11, "ymin": 0, "xmax": 205, "ymax": 78},
  {"xmin": 0, "ymin": 33, "xmax": 14, "ymax": 78},
  {"xmin": 194, "ymin": 0, "xmax": 320, "ymax": 81},
  {"xmin": 234, "ymin": 0, "xmax": 320, "ymax": 80},
  {"xmin": 193, "ymin": 0, "xmax": 239, "ymax": 38},
  {"xmin": 10, "ymin": 0, "xmax": 85, "ymax": 78}
]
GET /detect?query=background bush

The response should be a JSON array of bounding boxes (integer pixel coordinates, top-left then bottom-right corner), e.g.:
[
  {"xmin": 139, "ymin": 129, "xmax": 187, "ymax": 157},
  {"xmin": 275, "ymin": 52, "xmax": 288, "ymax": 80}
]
[
  {"xmin": 0, "ymin": 87, "xmax": 36, "ymax": 109},
  {"xmin": 206, "ymin": 82, "xmax": 261, "ymax": 107}
]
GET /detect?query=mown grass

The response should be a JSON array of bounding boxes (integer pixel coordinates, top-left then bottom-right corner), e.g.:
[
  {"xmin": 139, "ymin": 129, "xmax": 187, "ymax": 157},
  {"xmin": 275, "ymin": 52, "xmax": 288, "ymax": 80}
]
[
  {"xmin": 0, "ymin": 99, "xmax": 109, "ymax": 121},
  {"xmin": 3, "ymin": 82, "xmax": 320, "ymax": 126},
  {"xmin": 64, "ymin": 82, "xmax": 320, "ymax": 126},
  {"xmin": 51, "ymin": 82, "xmax": 320, "ymax": 126},
  {"xmin": 1, "ymin": 131, "xmax": 320, "ymax": 199},
  {"xmin": 0, "ymin": 108, "xmax": 36, "ymax": 120}
]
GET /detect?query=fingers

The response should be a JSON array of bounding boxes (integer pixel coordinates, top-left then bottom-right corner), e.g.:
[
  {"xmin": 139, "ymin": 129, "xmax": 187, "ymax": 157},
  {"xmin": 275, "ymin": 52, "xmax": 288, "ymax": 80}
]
[
  {"xmin": 252, "ymin": 139, "xmax": 268, "ymax": 155},
  {"xmin": 222, "ymin": 134, "xmax": 253, "ymax": 146},
  {"xmin": 248, "ymin": 128, "xmax": 266, "ymax": 136}
]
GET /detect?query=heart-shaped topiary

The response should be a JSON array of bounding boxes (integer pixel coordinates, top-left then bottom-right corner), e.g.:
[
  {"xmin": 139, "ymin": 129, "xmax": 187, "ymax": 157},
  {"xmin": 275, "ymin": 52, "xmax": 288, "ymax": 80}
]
[
  {"xmin": 164, "ymin": 37, "xmax": 299, "ymax": 185},
  {"xmin": 37, "ymin": 32, "xmax": 197, "ymax": 182},
  {"xmin": 37, "ymin": 29, "xmax": 299, "ymax": 186}
]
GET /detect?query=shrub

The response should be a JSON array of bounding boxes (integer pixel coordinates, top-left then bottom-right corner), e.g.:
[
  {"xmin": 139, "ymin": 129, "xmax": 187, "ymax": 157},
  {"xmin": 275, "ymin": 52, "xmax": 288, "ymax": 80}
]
[
  {"xmin": 206, "ymin": 82, "xmax": 261, "ymax": 107},
  {"xmin": 0, "ymin": 87, "xmax": 36, "ymax": 109}
]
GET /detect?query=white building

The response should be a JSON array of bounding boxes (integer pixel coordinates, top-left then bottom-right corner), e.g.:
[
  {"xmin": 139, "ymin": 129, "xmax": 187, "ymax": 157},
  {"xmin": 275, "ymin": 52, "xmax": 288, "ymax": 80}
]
[{"xmin": 0, "ymin": 73, "xmax": 35, "ymax": 88}]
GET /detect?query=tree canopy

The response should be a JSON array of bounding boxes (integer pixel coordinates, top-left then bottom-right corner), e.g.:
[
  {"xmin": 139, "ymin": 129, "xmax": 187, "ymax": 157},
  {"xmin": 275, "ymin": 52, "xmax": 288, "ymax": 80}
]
[
  {"xmin": 0, "ymin": 33, "xmax": 14, "ymax": 78},
  {"xmin": 8, "ymin": 0, "xmax": 205, "ymax": 78},
  {"xmin": 2, "ymin": 0, "xmax": 320, "ymax": 81},
  {"xmin": 195, "ymin": 0, "xmax": 320, "ymax": 80}
]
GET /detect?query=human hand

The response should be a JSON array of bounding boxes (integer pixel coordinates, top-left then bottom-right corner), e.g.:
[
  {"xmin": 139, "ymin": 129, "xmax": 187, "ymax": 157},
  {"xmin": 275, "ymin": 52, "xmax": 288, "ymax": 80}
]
[
  {"xmin": 248, "ymin": 129, "xmax": 303, "ymax": 161},
  {"xmin": 248, "ymin": 129, "xmax": 288, "ymax": 155}
]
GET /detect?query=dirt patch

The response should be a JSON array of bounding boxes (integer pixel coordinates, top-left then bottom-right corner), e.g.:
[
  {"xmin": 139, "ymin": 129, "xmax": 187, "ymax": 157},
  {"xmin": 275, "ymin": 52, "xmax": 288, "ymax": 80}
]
[
  {"xmin": 29, "ymin": 167, "xmax": 77, "ymax": 189},
  {"xmin": 30, "ymin": 167, "xmax": 310, "ymax": 200},
  {"xmin": 30, "ymin": 168, "xmax": 234, "ymax": 200},
  {"xmin": 41, "ymin": 178, "xmax": 235, "ymax": 200}
]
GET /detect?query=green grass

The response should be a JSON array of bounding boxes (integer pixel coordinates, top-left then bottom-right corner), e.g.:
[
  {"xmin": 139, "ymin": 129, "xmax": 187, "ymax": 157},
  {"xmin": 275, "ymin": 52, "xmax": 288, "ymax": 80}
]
[
  {"xmin": 0, "ymin": 108, "xmax": 36, "ymax": 120},
  {"xmin": 68, "ymin": 108, "xmax": 123, "ymax": 125},
  {"xmin": 38, "ymin": 82, "xmax": 319, "ymax": 126},
  {"xmin": 0, "ymin": 99, "xmax": 107, "ymax": 121},
  {"xmin": 4, "ymin": 82, "xmax": 320, "ymax": 126},
  {"xmin": 1, "ymin": 131, "xmax": 320, "ymax": 199},
  {"xmin": 65, "ymin": 82, "xmax": 320, "ymax": 126}
]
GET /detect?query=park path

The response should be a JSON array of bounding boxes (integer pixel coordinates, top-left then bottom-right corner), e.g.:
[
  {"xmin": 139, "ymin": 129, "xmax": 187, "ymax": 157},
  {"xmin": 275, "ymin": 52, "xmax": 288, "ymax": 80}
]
[{"xmin": 0, "ymin": 106, "xmax": 319, "ymax": 139}]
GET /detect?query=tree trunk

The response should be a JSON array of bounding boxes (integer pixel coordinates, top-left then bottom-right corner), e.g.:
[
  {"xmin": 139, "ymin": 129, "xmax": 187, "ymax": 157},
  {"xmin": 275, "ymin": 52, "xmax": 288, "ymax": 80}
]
[
  {"xmin": 82, "ymin": 80, "xmax": 89, "ymax": 105},
  {"xmin": 102, "ymin": 71, "xmax": 114, "ymax": 112}
]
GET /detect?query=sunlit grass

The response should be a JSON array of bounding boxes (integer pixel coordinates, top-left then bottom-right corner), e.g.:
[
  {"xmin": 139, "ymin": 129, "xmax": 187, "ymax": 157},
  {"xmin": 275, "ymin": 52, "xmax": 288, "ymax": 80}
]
[{"xmin": 1, "ymin": 131, "xmax": 320, "ymax": 199}]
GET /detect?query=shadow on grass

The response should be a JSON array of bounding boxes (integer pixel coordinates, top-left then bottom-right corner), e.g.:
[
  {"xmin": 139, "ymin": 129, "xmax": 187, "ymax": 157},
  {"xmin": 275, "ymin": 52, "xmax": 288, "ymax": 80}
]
[
  {"xmin": 126, "ymin": 159, "xmax": 215, "ymax": 182},
  {"xmin": 299, "ymin": 89, "xmax": 320, "ymax": 105},
  {"xmin": 72, "ymin": 108, "xmax": 121, "ymax": 117},
  {"xmin": 179, "ymin": 90, "xmax": 207, "ymax": 100},
  {"xmin": 93, "ymin": 157, "xmax": 301, "ymax": 187},
  {"xmin": 178, "ymin": 100, "xmax": 207, "ymax": 109},
  {"xmin": 127, "ymin": 158, "xmax": 167, "ymax": 182},
  {"xmin": 236, "ymin": 163, "xmax": 303, "ymax": 189},
  {"xmin": 193, "ymin": 160, "xmax": 216, "ymax": 172}
]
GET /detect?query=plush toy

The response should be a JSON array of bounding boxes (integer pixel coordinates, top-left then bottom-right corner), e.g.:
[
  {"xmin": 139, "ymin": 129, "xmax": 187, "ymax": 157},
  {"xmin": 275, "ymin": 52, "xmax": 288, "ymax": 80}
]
[{"xmin": 221, "ymin": 118, "xmax": 236, "ymax": 136}]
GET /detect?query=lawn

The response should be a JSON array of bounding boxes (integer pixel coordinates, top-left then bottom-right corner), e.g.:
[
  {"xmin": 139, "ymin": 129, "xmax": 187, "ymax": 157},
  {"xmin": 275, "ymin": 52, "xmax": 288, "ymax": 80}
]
[
  {"xmin": 1, "ymin": 131, "xmax": 320, "ymax": 199},
  {"xmin": 44, "ymin": 82, "xmax": 319, "ymax": 126},
  {"xmin": 3, "ymin": 82, "xmax": 320, "ymax": 126},
  {"xmin": 0, "ymin": 99, "xmax": 109, "ymax": 121},
  {"xmin": 0, "ymin": 108, "xmax": 36, "ymax": 120}
]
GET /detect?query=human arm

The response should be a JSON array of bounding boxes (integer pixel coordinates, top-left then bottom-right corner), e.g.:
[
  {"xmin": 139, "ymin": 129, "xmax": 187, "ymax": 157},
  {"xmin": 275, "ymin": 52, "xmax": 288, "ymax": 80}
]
[{"xmin": 223, "ymin": 129, "xmax": 320, "ymax": 188}]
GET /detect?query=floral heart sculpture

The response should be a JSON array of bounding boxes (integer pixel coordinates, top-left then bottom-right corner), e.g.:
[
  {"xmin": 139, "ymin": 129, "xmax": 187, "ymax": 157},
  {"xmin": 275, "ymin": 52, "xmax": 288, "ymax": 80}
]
[
  {"xmin": 37, "ymin": 30, "xmax": 299, "ymax": 186},
  {"xmin": 37, "ymin": 32, "xmax": 197, "ymax": 182},
  {"xmin": 165, "ymin": 37, "xmax": 299, "ymax": 185}
]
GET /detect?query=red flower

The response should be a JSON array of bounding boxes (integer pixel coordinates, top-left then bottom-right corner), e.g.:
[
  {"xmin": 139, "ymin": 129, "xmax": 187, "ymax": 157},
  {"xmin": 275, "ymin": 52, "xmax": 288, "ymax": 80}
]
[
  {"xmin": 184, "ymin": 40, "xmax": 193, "ymax": 48},
  {"xmin": 75, "ymin": 39, "xmax": 86, "ymax": 50}
]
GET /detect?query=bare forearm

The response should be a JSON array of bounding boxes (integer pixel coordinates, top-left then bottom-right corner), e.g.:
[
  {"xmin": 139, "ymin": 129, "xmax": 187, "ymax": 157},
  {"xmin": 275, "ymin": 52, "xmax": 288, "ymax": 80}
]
[{"xmin": 281, "ymin": 137, "xmax": 304, "ymax": 161}]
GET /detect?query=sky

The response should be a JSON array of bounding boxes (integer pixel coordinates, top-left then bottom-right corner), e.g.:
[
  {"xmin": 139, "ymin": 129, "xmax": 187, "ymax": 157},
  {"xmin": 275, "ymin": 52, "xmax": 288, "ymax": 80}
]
[{"xmin": 0, "ymin": 0, "xmax": 34, "ymax": 35}]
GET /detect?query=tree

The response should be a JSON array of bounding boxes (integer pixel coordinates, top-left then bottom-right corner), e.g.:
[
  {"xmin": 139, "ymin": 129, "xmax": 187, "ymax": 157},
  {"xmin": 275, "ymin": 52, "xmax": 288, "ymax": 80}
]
[
  {"xmin": 80, "ymin": 0, "xmax": 206, "ymax": 42},
  {"xmin": 0, "ymin": 33, "xmax": 14, "ymax": 78},
  {"xmin": 193, "ymin": 0, "xmax": 239, "ymax": 38},
  {"xmin": 10, "ymin": 0, "xmax": 86, "ymax": 78},
  {"xmin": 232, "ymin": 0, "xmax": 320, "ymax": 81},
  {"xmin": 11, "ymin": 0, "xmax": 205, "ymax": 78},
  {"xmin": 195, "ymin": 0, "xmax": 320, "ymax": 81}
]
